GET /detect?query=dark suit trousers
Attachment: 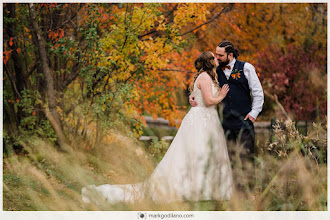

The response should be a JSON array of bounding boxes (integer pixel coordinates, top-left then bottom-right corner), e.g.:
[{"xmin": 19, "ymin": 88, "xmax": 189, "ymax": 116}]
[{"xmin": 223, "ymin": 119, "xmax": 256, "ymax": 189}]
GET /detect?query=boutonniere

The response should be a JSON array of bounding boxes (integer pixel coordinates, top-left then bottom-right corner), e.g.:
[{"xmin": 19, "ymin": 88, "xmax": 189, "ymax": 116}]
[{"xmin": 230, "ymin": 69, "xmax": 242, "ymax": 80}]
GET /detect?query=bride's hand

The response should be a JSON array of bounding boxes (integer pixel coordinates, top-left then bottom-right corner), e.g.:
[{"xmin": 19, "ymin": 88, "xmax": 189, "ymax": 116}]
[
  {"xmin": 218, "ymin": 84, "xmax": 229, "ymax": 99},
  {"xmin": 189, "ymin": 94, "xmax": 198, "ymax": 107}
]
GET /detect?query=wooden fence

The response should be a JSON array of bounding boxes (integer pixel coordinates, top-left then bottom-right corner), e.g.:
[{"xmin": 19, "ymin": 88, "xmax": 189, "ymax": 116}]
[{"xmin": 140, "ymin": 116, "xmax": 308, "ymax": 142}]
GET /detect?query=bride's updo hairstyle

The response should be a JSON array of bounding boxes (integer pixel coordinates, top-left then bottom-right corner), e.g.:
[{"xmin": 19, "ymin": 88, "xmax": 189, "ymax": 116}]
[{"xmin": 190, "ymin": 51, "xmax": 219, "ymax": 92}]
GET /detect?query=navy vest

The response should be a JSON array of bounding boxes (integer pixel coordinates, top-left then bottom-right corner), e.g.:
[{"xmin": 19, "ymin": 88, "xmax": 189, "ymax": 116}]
[{"xmin": 217, "ymin": 60, "xmax": 252, "ymax": 129}]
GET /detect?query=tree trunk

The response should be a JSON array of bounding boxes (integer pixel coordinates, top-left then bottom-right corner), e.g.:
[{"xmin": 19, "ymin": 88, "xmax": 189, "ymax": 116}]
[
  {"xmin": 5, "ymin": 4, "xmax": 26, "ymax": 124},
  {"xmin": 28, "ymin": 3, "xmax": 68, "ymax": 149}
]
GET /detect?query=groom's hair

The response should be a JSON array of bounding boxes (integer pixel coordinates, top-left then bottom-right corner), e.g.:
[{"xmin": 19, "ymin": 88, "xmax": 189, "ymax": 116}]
[{"xmin": 218, "ymin": 41, "xmax": 239, "ymax": 58}]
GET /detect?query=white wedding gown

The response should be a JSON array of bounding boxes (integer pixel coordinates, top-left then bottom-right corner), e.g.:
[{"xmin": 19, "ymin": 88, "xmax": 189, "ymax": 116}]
[{"xmin": 82, "ymin": 73, "xmax": 233, "ymax": 204}]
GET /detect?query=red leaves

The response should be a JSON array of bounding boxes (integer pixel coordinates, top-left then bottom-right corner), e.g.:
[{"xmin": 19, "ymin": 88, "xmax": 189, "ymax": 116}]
[
  {"xmin": 48, "ymin": 28, "xmax": 68, "ymax": 52},
  {"xmin": 4, "ymin": 37, "xmax": 21, "ymax": 64},
  {"xmin": 3, "ymin": 50, "xmax": 12, "ymax": 65},
  {"xmin": 6, "ymin": 99, "xmax": 19, "ymax": 104},
  {"xmin": 59, "ymin": 28, "xmax": 64, "ymax": 38},
  {"xmin": 9, "ymin": 37, "xmax": 14, "ymax": 47},
  {"xmin": 256, "ymin": 45, "xmax": 327, "ymax": 120},
  {"xmin": 48, "ymin": 28, "xmax": 65, "ymax": 42},
  {"xmin": 3, "ymin": 47, "xmax": 21, "ymax": 65},
  {"xmin": 102, "ymin": 14, "xmax": 110, "ymax": 21},
  {"xmin": 48, "ymin": 30, "xmax": 57, "ymax": 40},
  {"xmin": 40, "ymin": 3, "xmax": 58, "ymax": 9}
]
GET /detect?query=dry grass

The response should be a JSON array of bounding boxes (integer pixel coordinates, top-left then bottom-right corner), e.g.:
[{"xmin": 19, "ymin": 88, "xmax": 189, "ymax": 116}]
[{"xmin": 3, "ymin": 121, "xmax": 327, "ymax": 211}]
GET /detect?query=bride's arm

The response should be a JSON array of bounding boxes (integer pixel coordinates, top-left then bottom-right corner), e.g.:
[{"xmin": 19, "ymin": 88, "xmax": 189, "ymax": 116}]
[{"xmin": 197, "ymin": 73, "xmax": 229, "ymax": 106}]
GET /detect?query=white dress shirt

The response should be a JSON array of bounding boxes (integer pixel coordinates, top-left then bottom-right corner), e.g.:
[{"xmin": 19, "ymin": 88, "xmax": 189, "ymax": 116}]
[{"xmin": 222, "ymin": 58, "xmax": 264, "ymax": 120}]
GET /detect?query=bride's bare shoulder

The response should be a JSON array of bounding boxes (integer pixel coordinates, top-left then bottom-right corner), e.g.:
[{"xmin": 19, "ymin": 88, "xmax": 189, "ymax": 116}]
[
  {"xmin": 196, "ymin": 72, "xmax": 211, "ymax": 89},
  {"xmin": 198, "ymin": 72, "xmax": 212, "ymax": 81}
]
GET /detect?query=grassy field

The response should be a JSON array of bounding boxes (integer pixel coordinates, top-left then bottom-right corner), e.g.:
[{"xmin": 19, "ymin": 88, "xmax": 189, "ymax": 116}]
[{"xmin": 3, "ymin": 121, "xmax": 327, "ymax": 211}]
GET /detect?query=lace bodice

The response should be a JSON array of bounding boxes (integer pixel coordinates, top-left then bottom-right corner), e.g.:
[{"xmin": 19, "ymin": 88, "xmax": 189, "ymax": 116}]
[{"xmin": 191, "ymin": 72, "xmax": 219, "ymax": 108}]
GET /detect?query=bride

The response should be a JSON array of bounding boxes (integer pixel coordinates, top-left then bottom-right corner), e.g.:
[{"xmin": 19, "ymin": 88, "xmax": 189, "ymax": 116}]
[{"xmin": 82, "ymin": 51, "xmax": 233, "ymax": 204}]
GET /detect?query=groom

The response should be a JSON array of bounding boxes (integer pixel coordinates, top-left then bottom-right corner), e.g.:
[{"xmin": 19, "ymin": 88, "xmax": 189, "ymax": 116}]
[{"xmin": 190, "ymin": 40, "xmax": 264, "ymax": 188}]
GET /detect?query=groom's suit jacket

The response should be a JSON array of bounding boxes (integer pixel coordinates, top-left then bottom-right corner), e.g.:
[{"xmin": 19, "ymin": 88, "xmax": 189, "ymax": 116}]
[{"xmin": 217, "ymin": 60, "xmax": 253, "ymax": 130}]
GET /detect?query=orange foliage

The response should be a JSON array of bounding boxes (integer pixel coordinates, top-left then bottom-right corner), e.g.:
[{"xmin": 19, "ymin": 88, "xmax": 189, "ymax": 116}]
[
  {"xmin": 96, "ymin": 3, "xmax": 216, "ymax": 127},
  {"xmin": 4, "ymin": 3, "xmax": 326, "ymax": 137}
]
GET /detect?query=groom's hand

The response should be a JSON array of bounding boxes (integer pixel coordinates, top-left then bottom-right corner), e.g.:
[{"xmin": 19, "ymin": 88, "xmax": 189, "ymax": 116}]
[
  {"xmin": 189, "ymin": 95, "xmax": 198, "ymax": 107},
  {"xmin": 244, "ymin": 114, "xmax": 255, "ymax": 123}
]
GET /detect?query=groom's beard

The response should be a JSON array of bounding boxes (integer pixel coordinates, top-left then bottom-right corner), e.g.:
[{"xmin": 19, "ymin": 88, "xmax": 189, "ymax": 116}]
[{"xmin": 219, "ymin": 59, "xmax": 229, "ymax": 68}]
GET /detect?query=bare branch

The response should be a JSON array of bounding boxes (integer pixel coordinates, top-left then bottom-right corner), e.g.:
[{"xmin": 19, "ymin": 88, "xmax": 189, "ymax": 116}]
[
  {"xmin": 4, "ymin": 64, "xmax": 23, "ymax": 99},
  {"xmin": 57, "ymin": 4, "xmax": 83, "ymax": 30},
  {"xmin": 180, "ymin": 4, "xmax": 235, "ymax": 37},
  {"xmin": 165, "ymin": 4, "xmax": 179, "ymax": 19},
  {"xmin": 62, "ymin": 51, "xmax": 81, "ymax": 89},
  {"xmin": 160, "ymin": 68, "xmax": 194, "ymax": 74},
  {"xmin": 138, "ymin": 4, "xmax": 178, "ymax": 39},
  {"xmin": 146, "ymin": 67, "xmax": 194, "ymax": 74},
  {"xmin": 27, "ymin": 61, "xmax": 39, "ymax": 77},
  {"xmin": 209, "ymin": 4, "xmax": 221, "ymax": 13}
]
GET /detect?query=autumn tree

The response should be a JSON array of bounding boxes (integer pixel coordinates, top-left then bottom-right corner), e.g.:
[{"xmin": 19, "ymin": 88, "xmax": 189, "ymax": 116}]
[
  {"xmin": 3, "ymin": 3, "xmax": 236, "ymax": 152},
  {"xmin": 4, "ymin": 3, "xmax": 86, "ymax": 150}
]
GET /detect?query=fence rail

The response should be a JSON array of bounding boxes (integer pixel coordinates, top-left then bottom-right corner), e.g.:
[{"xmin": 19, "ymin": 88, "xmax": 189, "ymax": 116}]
[
  {"xmin": 141, "ymin": 116, "xmax": 309, "ymax": 142},
  {"xmin": 144, "ymin": 116, "xmax": 307, "ymax": 129}
]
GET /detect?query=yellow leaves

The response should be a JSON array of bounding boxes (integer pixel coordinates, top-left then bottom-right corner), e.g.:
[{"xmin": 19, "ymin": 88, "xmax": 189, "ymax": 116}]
[
  {"xmin": 95, "ymin": 3, "xmax": 217, "ymax": 129},
  {"xmin": 173, "ymin": 3, "xmax": 210, "ymax": 29},
  {"xmin": 130, "ymin": 89, "xmax": 140, "ymax": 102},
  {"xmin": 123, "ymin": 103, "xmax": 139, "ymax": 119},
  {"xmin": 157, "ymin": 22, "xmax": 167, "ymax": 32},
  {"xmin": 132, "ymin": 4, "xmax": 160, "ymax": 32},
  {"xmin": 139, "ymin": 39, "xmax": 171, "ymax": 69}
]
